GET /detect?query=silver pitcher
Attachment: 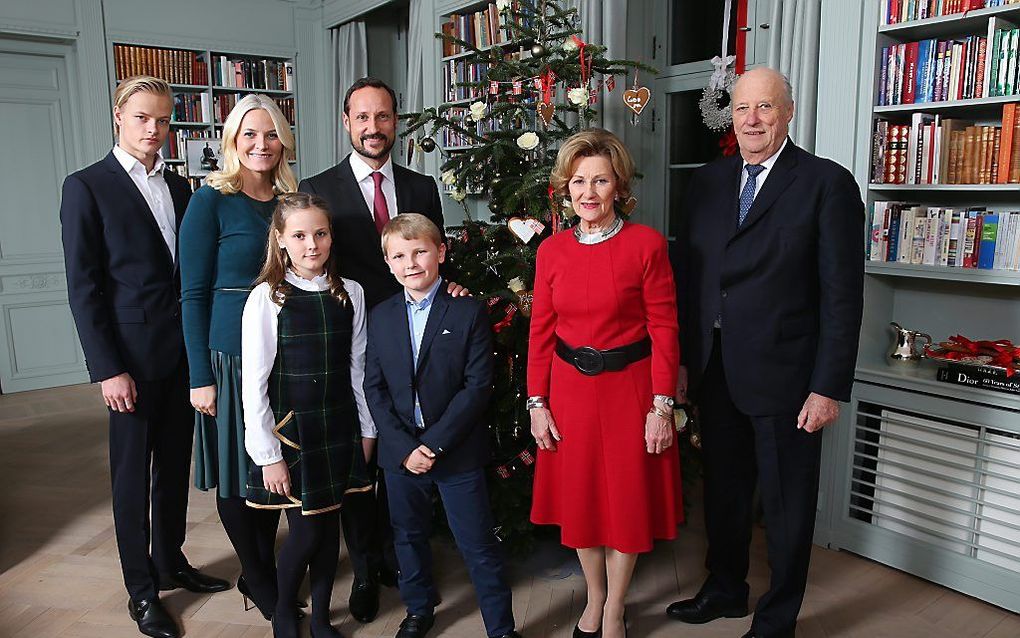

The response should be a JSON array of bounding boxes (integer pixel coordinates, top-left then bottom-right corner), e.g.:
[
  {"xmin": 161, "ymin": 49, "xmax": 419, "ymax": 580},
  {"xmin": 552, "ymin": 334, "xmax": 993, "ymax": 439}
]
[{"xmin": 889, "ymin": 322, "xmax": 932, "ymax": 362}]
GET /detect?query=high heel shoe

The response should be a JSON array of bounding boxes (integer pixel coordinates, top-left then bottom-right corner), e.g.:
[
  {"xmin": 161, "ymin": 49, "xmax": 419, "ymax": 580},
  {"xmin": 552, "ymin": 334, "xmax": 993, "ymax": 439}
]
[
  {"xmin": 573, "ymin": 623, "xmax": 602, "ymax": 637},
  {"xmin": 237, "ymin": 576, "xmax": 306, "ymax": 621}
]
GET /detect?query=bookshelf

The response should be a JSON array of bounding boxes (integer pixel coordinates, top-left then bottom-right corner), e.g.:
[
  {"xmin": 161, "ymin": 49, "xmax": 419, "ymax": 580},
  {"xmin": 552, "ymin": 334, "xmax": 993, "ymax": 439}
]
[
  {"xmin": 435, "ymin": 0, "xmax": 534, "ymax": 201},
  {"xmin": 823, "ymin": 0, "xmax": 1020, "ymax": 614},
  {"xmin": 110, "ymin": 42, "xmax": 298, "ymax": 189}
]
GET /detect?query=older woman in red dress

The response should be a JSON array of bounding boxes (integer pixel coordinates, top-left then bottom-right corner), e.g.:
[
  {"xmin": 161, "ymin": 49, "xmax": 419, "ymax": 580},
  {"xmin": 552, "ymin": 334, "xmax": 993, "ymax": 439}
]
[{"xmin": 528, "ymin": 128, "xmax": 683, "ymax": 638}]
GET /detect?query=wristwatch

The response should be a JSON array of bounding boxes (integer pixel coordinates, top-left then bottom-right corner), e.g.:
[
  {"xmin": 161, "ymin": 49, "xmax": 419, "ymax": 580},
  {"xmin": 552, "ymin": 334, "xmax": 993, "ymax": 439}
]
[{"xmin": 653, "ymin": 394, "xmax": 675, "ymax": 409}]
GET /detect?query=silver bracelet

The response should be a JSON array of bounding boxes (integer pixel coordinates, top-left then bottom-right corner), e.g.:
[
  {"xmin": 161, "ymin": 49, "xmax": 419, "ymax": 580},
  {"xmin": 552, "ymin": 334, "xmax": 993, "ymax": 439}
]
[
  {"xmin": 649, "ymin": 405, "xmax": 673, "ymax": 419},
  {"xmin": 526, "ymin": 395, "xmax": 548, "ymax": 410}
]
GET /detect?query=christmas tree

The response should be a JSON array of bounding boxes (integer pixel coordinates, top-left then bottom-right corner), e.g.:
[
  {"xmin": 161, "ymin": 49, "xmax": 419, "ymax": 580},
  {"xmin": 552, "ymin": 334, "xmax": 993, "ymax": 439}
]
[{"xmin": 404, "ymin": 0, "xmax": 655, "ymax": 554}]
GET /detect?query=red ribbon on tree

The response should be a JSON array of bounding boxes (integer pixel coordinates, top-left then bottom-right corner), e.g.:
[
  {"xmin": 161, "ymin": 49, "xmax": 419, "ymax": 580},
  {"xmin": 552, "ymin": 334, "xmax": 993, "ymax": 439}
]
[
  {"xmin": 492, "ymin": 302, "xmax": 518, "ymax": 333},
  {"xmin": 548, "ymin": 183, "xmax": 560, "ymax": 233},
  {"xmin": 573, "ymin": 35, "xmax": 590, "ymax": 85},
  {"xmin": 539, "ymin": 69, "xmax": 556, "ymax": 104}
]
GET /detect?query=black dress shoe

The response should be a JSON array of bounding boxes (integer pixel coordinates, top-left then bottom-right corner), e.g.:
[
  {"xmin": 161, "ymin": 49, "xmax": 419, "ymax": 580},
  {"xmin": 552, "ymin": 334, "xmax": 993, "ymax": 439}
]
[
  {"xmin": 349, "ymin": 579, "xmax": 380, "ymax": 623},
  {"xmin": 395, "ymin": 613, "xmax": 434, "ymax": 638},
  {"xmin": 741, "ymin": 629, "xmax": 795, "ymax": 638},
  {"xmin": 128, "ymin": 598, "xmax": 179, "ymax": 638},
  {"xmin": 159, "ymin": 566, "xmax": 231, "ymax": 593},
  {"xmin": 665, "ymin": 591, "xmax": 748, "ymax": 624},
  {"xmin": 573, "ymin": 622, "xmax": 601, "ymax": 637}
]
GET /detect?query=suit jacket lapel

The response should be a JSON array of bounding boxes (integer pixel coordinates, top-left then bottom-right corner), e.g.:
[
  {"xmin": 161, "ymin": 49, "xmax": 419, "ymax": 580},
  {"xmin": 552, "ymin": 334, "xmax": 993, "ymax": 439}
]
[
  {"xmin": 388, "ymin": 294, "xmax": 415, "ymax": 381},
  {"xmin": 415, "ymin": 288, "xmax": 449, "ymax": 376},
  {"xmin": 393, "ymin": 164, "xmax": 413, "ymax": 214},
  {"xmin": 730, "ymin": 141, "xmax": 799, "ymax": 241},
  {"xmin": 337, "ymin": 156, "xmax": 374, "ymax": 221},
  {"xmin": 104, "ymin": 152, "xmax": 175, "ymax": 270}
]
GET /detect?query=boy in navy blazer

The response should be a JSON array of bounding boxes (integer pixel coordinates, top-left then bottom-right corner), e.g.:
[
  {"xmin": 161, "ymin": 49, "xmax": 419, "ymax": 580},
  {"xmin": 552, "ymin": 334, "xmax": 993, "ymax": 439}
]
[{"xmin": 364, "ymin": 214, "xmax": 518, "ymax": 638}]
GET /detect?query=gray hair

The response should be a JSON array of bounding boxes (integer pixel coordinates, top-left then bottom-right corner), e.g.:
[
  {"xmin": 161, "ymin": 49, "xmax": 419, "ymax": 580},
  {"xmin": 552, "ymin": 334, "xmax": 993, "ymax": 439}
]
[{"xmin": 730, "ymin": 67, "xmax": 795, "ymax": 106}]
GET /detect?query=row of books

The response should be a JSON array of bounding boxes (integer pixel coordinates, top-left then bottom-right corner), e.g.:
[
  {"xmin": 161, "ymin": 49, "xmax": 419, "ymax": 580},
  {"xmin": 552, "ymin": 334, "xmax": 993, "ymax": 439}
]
[
  {"xmin": 882, "ymin": 1, "xmax": 1004, "ymax": 25},
  {"xmin": 211, "ymin": 94, "xmax": 295, "ymax": 125},
  {"xmin": 172, "ymin": 93, "xmax": 211, "ymax": 124},
  {"xmin": 870, "ymin": 105, "xmax": 1020, "ymax": 184},
  {"xmin": 441, "ymin": 2, "xmax": 532, "ymax": 57},
  {"xmin": 868, "ymin": 203, "xmax": 1020, "ymax": 270},
  {"xmin": 441, "ymin": 106, "xmax": 501, "ymax": 148},
  {"xmin": 160, "ymin": 129, "xmax": 216, "ymax": 162},
  {"xmin": 114, "ymin": 44, "xmax": 207, "ymax": 85},
  {"xmin": 210, "ymin": 56, "xmax": 293, "ymax": 92},
  {"xmin": 443, "ymin": 60, "xmax": 490, "ymax": 102},
  {"xmin": 877, "ymin": 35, "xmax": 988, "ymax": 105}
]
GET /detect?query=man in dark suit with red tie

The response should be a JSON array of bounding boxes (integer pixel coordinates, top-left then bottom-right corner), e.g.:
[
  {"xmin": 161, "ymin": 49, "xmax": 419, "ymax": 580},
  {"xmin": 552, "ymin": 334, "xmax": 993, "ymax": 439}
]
[
  {"xmin": 60, "ymin": 76, "xmax": 229, "ymax": 638},
  {"xmin": 299, "ymin": 77, "xmax": 451, "ymax": 623},
  {"xmin": 667, "ymin": 67, "xmax": 865, "ymax": 638}
]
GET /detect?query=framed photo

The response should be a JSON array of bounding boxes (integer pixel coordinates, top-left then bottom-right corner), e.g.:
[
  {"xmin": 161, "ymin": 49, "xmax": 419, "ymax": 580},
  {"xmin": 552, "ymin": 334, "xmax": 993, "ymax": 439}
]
[{"xmin": 186, "ymin": 138, "xmax": 222, "ymax": 177}]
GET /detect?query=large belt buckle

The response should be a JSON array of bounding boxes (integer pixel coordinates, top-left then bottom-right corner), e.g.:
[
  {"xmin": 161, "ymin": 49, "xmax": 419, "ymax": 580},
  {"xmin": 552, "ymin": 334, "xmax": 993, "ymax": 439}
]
[{"xmin": 573, "ymin": 346, "xmax": 605, "ymax": 376}]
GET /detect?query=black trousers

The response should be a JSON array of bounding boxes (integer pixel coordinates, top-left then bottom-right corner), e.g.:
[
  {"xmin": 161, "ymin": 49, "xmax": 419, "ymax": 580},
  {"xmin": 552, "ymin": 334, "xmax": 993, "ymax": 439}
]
[
  {"xmin": 698, "ymin": 331, "xmax": 822, "ymax": 638},
  {"xmin": 340, "ymin": 454, "xmax": 397, "ymax": 584},
  {"xmin": 108, "ymin": 355, "xmax": 193, "ymax": 603}
]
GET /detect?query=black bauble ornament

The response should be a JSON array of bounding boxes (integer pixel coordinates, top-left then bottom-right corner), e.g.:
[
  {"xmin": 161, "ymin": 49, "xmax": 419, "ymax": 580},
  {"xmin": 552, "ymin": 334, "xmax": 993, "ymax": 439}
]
[
  {"xmin": 530, "ymin": 43, "xmax": 548, "ymax": 58},
  {"xmin": 419, "ymin": 137, "xmax": 436, "ymax": 152}
]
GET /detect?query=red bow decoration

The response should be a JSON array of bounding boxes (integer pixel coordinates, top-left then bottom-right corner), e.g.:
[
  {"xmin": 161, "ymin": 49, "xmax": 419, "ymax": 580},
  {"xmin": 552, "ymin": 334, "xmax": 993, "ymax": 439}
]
[
  {"xmin": 936, "ymin": 334, "xmax": 1020, "ymax": 376},
  {"xmin": 492, "ymin": 302, "xmax": 518, "ymax": 333}
]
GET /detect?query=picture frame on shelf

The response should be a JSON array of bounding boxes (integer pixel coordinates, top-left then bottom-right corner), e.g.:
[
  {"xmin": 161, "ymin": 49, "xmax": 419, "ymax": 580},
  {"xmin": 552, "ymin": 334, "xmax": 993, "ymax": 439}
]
[{"xmin": 186, "ymin": 138, "xmax": 222, "ymax": 177}]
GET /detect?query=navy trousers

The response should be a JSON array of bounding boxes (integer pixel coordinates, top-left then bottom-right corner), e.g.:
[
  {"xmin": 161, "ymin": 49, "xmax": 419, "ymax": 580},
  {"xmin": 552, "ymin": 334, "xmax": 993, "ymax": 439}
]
[
  {"xmin": 698, "ymin": 331, "xmax": 823, "ymax": 638},
  {"xmin": 385, "ymin": 467, "xmax": 514, "ymax": 637}
]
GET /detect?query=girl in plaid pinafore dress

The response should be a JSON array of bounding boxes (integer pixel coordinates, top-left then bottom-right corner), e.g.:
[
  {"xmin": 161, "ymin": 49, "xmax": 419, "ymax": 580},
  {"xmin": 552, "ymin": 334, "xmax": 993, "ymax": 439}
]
[{"xmin": 241, "ymin": 193, "xmax": 375, "ymax": 638}]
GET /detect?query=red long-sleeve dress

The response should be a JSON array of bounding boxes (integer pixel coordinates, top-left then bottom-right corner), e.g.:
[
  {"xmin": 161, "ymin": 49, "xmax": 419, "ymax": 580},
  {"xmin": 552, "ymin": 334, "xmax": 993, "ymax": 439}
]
[{"xmin": 528, "ymin": 222, "xmax": 684, "ymax": 554}]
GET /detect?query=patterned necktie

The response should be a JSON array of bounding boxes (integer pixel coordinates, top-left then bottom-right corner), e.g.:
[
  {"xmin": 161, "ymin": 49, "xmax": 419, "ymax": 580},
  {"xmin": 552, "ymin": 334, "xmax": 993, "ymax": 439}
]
[
  {"xmin": 738, "ymin": 164, "xmax": 766, "ymax": 226},
  {"xmin": 371, "ymin": 171, "xmax": 389, "ymax": 234}
]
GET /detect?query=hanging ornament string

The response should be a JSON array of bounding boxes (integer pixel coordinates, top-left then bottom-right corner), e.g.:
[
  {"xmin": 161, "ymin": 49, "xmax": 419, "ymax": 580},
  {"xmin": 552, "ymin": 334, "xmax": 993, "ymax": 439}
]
[{"xmin": 700, "ymin": 0, "xmax": 737, "ymax": 131}]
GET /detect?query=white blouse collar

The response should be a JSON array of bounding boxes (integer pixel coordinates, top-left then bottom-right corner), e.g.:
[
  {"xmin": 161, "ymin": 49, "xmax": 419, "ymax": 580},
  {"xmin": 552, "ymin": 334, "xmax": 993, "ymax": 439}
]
[{"xmin": 285, "ymin": 269, "xmax": 330, "ymax": 291}]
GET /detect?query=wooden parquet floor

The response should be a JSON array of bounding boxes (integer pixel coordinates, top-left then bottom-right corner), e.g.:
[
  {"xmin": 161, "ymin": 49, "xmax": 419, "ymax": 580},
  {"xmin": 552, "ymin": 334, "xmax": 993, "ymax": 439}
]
[{"xmin": 0, "ymin": 384, "xmax": 1016, "ymax": 637}]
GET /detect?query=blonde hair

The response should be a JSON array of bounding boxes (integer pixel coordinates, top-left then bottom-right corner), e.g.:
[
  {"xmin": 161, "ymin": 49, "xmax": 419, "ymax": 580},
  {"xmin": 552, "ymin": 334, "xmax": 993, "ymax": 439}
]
[
  {"xmin": 550, "ymin": 128, "xmax": 635, "ymax": 200},
  {"xmin": 206, "ymin": 94, "xmax": 297, "ymax": 195},
  {"xmin": 112, "ymin": 75, "xmax": 173, "ymax": 134},
  {"xmin": 254, "ymin": 192, "xmax": 348, "ymax": 306},
  {"xmin": 380, "ymin": 213, "xmax": 443, "ymax": 255}
]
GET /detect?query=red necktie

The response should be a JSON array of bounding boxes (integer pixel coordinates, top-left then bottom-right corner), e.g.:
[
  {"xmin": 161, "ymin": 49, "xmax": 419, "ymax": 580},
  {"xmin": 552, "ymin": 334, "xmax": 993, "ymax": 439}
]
[{"xmin": 372, "ymin": 171, "xmax": 389, "ymax": 234}]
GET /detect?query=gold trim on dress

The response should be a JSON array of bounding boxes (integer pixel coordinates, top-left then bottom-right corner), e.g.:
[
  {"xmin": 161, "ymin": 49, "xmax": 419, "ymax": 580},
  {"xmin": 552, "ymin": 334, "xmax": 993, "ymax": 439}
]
[{"xmin": 272, "ymin": 411, "xmax": 300, "ymax": 450}]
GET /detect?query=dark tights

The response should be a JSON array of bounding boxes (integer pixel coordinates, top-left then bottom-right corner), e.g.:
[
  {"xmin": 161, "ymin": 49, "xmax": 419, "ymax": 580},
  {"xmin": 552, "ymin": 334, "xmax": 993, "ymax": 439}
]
[
  {"xmin": 273, "ymin": 508, "xmax": 341, "ymax": 638},
  {"xmin": 216, "ymin": 496, "xmax": 280, "ymax": 617}
]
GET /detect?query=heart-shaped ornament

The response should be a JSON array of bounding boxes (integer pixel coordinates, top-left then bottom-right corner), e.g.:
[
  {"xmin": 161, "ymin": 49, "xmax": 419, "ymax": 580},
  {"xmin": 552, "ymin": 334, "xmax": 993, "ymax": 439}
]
[
  {"xmin": 508, "ymin": 217, "xmax": 537, "ymax": 243},
  {"xmin": 619, "ymin": 196, "xmax": 637, "ymax": 216},
  {"xmin": 538, "ymin": 102, "xmax": 555, "ymax": 126},
  {"xmin": 623, "ymin": 86, "xmax": 651, "ymax": 116}
]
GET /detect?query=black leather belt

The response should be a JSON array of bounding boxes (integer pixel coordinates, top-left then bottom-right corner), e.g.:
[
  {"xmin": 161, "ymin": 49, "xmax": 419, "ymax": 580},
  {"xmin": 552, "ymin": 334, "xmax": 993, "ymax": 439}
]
[{"xmin": 555, "ymin": 336, "xmax": 651, "ymax": 376}]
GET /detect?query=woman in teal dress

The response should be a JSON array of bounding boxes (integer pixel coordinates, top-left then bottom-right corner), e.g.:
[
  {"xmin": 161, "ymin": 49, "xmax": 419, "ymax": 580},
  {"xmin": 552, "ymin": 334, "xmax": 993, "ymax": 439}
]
[{"xmin": 179, "ymin": 94, "xmax": 297, "ymax": 619}]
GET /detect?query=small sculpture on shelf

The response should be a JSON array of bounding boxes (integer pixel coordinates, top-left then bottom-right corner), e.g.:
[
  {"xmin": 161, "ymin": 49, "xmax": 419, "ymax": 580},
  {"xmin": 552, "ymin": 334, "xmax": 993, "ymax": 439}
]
[{"xmin": 889, "ymin": 321, "xmax": 932, "ymax": 362}]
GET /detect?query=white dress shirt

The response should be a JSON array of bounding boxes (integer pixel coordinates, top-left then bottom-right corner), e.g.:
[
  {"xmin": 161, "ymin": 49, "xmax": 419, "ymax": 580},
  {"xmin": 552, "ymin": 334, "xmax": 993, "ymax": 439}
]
[
  {"xmin": 738, "ymin": 137, "xmax": 788, "ymax": 200},
  {"xmin": 112, "ymin": 145, "xmax": 177, "ymax": 261},
  {"xmin": 349, "ymin": 152, "xmax": 397, "ymax": 222},
  {"xmin": 241, "ymin": 270, "xmax": 376, "ymax": 467}
]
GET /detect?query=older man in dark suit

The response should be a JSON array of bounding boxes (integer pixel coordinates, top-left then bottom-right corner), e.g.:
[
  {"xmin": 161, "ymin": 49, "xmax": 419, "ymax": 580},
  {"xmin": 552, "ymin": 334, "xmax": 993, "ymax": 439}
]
[
  {"xmin": 667, "ymin": 67, "xmax": 865, "ymax": 638},
  {"xmin": 60, "ymin": 76, "xmax": 229, "ymax": 638}
]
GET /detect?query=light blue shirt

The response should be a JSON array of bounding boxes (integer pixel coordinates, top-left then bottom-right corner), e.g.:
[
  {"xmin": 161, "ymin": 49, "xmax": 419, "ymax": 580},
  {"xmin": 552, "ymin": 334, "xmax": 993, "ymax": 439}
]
[{"xmin": 406, "ymin": 277, "xmax": 443, "ymax": 428}]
